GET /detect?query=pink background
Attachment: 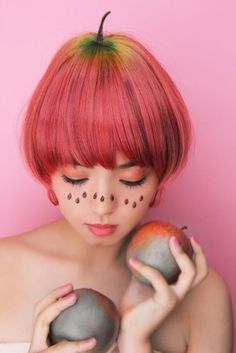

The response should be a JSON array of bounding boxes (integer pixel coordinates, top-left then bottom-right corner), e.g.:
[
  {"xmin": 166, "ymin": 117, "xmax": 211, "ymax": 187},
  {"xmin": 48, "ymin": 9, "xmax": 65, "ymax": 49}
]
[{"xmin": 0, "ymin": 0, "xmax": 235, "ymax": 335}]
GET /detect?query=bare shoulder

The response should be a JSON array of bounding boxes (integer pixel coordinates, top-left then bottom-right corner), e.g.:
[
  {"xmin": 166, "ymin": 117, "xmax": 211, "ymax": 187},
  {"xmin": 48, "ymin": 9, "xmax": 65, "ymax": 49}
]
[
  {"xmin": 0, "ymin": 219, "xmax": 63, "ymax": 277},
  {"xmin": 184, "ymin": 266, "xmax": 232, "ymax": 312},
  {"xmin": 184, "ymin": 266, "xmax": 234, "ymax": 352},
  {"xmin": 0, "ymin": 219, "xmax": 65, "ymax": 304},
  {"xmin": 0, "ymin": 218, "xmax": 64, "ymax": 254}
]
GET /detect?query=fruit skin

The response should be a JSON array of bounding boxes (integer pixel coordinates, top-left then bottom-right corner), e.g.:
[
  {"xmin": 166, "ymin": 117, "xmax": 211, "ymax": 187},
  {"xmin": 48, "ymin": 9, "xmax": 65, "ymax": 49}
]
[
  {"xmin": 48, "ymin": 288, "xmax": 120, "ymax": 353},
  {"xmin": 127, "ymin": 221, "xmax": 193, "ymax": 285}
]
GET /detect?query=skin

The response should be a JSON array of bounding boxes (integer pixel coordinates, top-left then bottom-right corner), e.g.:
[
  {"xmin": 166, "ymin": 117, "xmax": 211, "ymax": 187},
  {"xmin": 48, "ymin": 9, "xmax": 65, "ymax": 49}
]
[{"xmin": 0, "ymin": 151, "xmax": 233, "ymax": 353}]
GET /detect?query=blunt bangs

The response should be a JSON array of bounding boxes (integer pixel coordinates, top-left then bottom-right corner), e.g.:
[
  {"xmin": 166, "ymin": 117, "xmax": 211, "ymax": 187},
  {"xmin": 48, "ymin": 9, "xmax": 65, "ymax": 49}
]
[{"xmin": 21, "ymin": 32, "xmax": 192, "ymax": 188}]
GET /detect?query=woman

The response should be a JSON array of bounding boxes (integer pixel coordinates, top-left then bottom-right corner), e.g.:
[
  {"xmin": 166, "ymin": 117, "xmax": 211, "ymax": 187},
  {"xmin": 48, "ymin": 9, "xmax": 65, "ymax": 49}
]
[{"xmin": 0, "ymin": 11, "xmax": 233, "ymax": 353}]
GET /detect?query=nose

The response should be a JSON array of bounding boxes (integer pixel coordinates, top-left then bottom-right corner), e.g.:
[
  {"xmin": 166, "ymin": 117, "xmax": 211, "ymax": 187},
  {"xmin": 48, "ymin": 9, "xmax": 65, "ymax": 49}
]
[{"xmin": 90, "ymin": 191, "xmax": 118, "ymax": 217}]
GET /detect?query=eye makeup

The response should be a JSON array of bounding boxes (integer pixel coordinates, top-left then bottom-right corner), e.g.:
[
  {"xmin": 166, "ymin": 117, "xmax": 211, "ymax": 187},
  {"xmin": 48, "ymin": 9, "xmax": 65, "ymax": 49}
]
[
  {"xmin": 61, "ymin": 174, "xmax": 147, "ymax": 189},
  {"xmin": 62, "ymin": 175, "xmax": 88, "ymax": 186},
  {"xmin": 119, "ymin": 176, "xmax": 146, "ymax": 188}
]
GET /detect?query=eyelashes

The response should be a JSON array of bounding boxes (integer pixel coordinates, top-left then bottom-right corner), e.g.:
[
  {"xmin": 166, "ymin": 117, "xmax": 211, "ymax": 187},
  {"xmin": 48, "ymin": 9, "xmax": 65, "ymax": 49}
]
[
  {"xmin": 62, "ymin": 175, "xmax": 88, "ymax": 186},
  {"xmin": 119, "ymin": 177, "xmax": 147, "ymax": 188},
  {"xmin": 61, "ymin": 175, "xmax": 147, "ymax": 189}
]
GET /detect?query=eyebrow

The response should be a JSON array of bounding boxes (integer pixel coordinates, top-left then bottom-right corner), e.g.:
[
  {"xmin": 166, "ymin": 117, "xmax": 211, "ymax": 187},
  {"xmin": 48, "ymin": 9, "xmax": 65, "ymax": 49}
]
[{"xmin": 74, "ymin": 161, "xmax": 138, "ymax": 169}]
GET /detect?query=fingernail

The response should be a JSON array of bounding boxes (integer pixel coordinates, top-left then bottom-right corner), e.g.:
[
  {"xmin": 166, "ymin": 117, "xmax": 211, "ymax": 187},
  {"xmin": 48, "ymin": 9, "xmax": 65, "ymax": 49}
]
[
  {"xmin": 129, "ymin": 257, "xmax": 140, "ymax": 266},
  {"xmin": 191, "ymin": 235, "xmax": 199, "ymax": 244},
  {"xmin": 85, "ymin": 337, "xmax": 96, "ymax": 346},
  {"xmin": 171, "ymin": 236, "xmax": 180, "ymax": 248},
  {"xmin": 63, "ymin": 292, "xmax": 76, "ymax": 301},
  {"xmin": 61, "ymin": 283, "xmax": 72, "ymax": 288}
]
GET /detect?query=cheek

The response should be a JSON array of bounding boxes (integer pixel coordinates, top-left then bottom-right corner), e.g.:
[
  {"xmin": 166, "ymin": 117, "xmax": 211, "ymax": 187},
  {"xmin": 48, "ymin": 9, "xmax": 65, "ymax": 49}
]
[{"xmin": 54, "ymin": 179, "xmax": 156, "ymax": 211}]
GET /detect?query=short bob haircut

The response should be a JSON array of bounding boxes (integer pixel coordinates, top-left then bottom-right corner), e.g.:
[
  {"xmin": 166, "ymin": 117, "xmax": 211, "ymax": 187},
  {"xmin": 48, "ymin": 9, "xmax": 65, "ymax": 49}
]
[{"xmin": 21, "ymin": 15, "xmax": 193, "ymax": 192}]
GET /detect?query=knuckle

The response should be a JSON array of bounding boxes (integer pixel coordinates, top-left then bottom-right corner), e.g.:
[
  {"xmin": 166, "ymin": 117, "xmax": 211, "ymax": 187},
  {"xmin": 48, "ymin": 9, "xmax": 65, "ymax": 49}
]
[
  {"xmin": 188, "ymin": 264, "xmax": 196, "ymax": 278},
  {"xmin": 160, "ymin": 289, "xmax": 178, "ymax": 307},
  {"xmin": 36, "ymin": 311, "xmax": 49, "ymax": 326},
  {"xmin": 34, "ymin": 300, "xmax": 42, "ymax": 314},
  {"xmin": 56, "ymin": 340, "xmax": 68, "ymax": 350},
  {"xmin": 201, "ymin": 267, "xmax": 209, "ymax": 281}
]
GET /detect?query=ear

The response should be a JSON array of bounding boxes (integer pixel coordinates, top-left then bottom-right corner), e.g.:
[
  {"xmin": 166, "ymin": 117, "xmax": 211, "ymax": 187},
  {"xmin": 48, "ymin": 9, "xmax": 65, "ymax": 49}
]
[{"xmin": 47, "ymin": 189, "xmax": 59, "ymax": 206}]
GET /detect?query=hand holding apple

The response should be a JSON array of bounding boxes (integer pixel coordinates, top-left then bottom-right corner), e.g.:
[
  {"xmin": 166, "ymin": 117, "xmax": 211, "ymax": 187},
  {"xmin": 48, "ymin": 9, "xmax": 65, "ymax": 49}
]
[
  {"xmin": 118, "ymin": 221, "xmax": 208, "ymax": 347},
  {"xmin": 126, "ymin": 220, "xmax": 193, "ymax": 285},
  {"xmin": 48, "ymin": 288, "xmax": 120, "ymax": 353}
]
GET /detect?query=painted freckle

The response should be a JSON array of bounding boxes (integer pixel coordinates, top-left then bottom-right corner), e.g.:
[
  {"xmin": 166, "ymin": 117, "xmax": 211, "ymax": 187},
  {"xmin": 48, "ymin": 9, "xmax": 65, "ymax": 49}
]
[
  {"xmin": 93, "ymin": 193, "xmax": 97, "ymax": 199},
  {"xmin": 132, "ymin": 202, "xmax": 137, "ymax": 208},
  {"xmin": 139, "ymin": 195, "xmax": 144, "ymax": 201},
  {"xmin": 82, "ymin": 192, "xmax": 87, "ymax": 198},
  {"xmin": 75, "ymin": 197, "xmax": 80, "ymax": 204},
  {"xmin": 100, "ymin": 195, "xmax": 105, "ymax": 202},
  {"xmin": 67, "ymin": 193, "xmax": 72, "ymax": 200},
  {"xmin": 124, "ymin": 199, "xmax": 129, "ymax": 205}
]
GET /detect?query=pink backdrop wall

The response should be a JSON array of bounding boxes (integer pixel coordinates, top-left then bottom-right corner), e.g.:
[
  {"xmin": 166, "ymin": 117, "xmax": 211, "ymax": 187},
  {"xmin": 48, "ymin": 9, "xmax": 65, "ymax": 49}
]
[{"xmin": 0, "ymin": 0, "xmax": 235, "ymax": 336}]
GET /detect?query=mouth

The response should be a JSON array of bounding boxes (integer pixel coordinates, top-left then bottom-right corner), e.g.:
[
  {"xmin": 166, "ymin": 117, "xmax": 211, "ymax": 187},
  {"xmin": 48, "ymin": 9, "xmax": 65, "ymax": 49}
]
[{"xmin": 86, "ymin": 224, "xmax": 117, "ymax": 236}]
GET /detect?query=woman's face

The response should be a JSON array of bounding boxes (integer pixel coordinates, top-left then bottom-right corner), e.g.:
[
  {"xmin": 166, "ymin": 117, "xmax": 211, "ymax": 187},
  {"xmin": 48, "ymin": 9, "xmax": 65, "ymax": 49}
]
[{"xmin": 51, "ymin": 151, "xmax": 159, "ymax": 246}]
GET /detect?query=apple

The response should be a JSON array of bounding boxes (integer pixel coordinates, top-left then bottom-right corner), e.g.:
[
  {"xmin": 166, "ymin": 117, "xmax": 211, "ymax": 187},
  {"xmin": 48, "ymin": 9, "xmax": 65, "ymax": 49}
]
[
  {"xmin": 48, "ymin": 288, "xmax": 120, "ymax": 353},
  {"xmin": 127, "ymin": 220, "xmax": 193, "ymax": 285}
]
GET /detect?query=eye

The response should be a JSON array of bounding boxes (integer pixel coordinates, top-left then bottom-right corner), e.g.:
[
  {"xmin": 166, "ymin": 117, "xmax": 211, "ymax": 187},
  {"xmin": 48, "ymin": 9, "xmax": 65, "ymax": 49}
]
[
  {"xmin": 62, "ymin": 175, "xmax": 88, "ymax": 186},
  {"xmin": 120, "ymin": 176, "xmax": 147, "ymax": 188}
]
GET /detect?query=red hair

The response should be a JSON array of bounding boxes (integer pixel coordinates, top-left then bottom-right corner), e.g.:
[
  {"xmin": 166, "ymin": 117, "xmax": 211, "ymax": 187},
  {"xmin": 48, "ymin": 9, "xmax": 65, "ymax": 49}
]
[{"xmin": 20, "ymin": 31, "xmax": 193, "ymax": 189}]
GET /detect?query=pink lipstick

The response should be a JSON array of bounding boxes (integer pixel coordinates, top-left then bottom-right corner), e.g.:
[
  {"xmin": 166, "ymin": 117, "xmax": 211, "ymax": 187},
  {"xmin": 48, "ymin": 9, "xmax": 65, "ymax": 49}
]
[{"xmin": 86, "ymin": 224, "xmax": 117, "ymax": 236}]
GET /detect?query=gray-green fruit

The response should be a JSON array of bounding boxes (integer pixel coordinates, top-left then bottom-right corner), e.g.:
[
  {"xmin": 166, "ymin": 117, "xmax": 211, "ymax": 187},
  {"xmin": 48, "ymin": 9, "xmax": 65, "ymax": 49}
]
[
  {"xmin": 127, "ymin": 221, "xmax": 193, "ymax": 285},
  {"xmin": 48, "ymin": 288, "xmax": 120, "ymax": 353}
]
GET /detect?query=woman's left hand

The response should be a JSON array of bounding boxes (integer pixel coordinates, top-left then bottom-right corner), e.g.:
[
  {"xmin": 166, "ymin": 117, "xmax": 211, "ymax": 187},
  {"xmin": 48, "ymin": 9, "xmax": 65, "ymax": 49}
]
[{"xmin": 118, "ymin": 236, "xmax": 209, "ymax": 348}]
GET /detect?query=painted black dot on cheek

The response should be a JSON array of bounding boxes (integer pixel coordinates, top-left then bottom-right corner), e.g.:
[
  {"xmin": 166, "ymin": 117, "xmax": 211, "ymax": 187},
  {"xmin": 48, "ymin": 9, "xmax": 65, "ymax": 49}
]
[
  {"xmin": 75, "ymin": 197, "xmax": 80, "ymax": 204},
  {"xmin": 93, "ymin": 193, "xmax": 97, "ymax": 199},
  {"xmin": 124, "ymin": 199, "xmax": 129, "ymax": 205},
  {"xmin": 139, "ymin": 195, "xmax": 144, "ymax": 202},
  {"xmin": 82, "ymin": 192, "xmax": 87, "ymax": 198},
  {"xmin": 67, "ymin": 193, "xmax": 72, "ymax": 200},
  {"xmin": 132, "ymin": 202, "xmax": 137, "ymax": 208},
  {"xmin": 100, "ymin": 195, "xmax": 105, "ymax": 202}
]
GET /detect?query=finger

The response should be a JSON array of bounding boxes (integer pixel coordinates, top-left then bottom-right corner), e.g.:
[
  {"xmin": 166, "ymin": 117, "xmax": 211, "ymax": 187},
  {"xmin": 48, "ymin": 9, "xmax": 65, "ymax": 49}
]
[
  {"xmin": 40, "ymin": 338, "xmax": 97, "ymax": 353},
  {"xmin": 128, "ymin": 258, "xmax": 170, "ymax": 296},
  {"xmin": 31, "ymin": 291, "xmax": 77, "ymax": 351},
  {"xmin": 33, "ymin": 283, "xmax": 74, "ymax": 320},
  {"xmin": 190, "ymin": 236, "xmax": 209, "ymax": 287},
  {"xmin": 169, "ymin": 237, "xmax": 196, "ymax": 299}
]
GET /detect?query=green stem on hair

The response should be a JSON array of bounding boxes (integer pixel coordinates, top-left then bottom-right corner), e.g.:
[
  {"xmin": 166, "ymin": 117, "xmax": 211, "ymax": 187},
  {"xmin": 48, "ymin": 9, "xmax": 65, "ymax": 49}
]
[{"xmin": 96, "ymin": 11, "xmax": 111, "ymax": 44}]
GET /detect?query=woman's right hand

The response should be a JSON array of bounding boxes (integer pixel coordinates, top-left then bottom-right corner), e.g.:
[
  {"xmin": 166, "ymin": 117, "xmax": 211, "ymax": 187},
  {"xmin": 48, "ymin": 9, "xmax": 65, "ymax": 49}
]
[{"xmin": 28, "ymin": 283, "xmax": 97, "ymax": 353}]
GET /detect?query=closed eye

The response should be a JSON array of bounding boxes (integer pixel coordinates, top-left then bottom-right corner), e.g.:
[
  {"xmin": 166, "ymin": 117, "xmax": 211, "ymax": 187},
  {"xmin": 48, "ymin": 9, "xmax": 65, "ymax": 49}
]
[
  {"xmin": 62, "ymin": 175, "xmax": 88, "ymax": 186},
  {"xmin": 119, "ymin": 176, "xmax": 147, "ymax": 188},
  {"xmin": 61, "ymin": 175, "xmax": 147, "ymax": 188}
]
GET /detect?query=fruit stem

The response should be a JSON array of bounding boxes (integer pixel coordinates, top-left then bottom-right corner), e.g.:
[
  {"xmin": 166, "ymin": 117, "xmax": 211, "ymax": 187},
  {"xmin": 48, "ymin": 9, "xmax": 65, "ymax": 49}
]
[{"xmin": 96, "ymin": 11, "xmax": 111, "ymax": 44}]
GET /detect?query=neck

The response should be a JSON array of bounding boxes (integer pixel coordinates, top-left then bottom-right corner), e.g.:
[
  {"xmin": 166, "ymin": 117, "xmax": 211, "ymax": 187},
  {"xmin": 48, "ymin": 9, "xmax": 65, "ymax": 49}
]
[{"xmin": 55, "ymin": 218, "xmax": 137, "ymax": 271}]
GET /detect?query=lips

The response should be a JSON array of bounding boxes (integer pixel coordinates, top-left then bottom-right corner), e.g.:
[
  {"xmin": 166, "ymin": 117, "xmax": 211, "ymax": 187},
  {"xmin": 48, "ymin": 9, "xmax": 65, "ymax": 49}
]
[{"xmin": 86, "ymin": 224, "xmax": 117, "ymax": 236}]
